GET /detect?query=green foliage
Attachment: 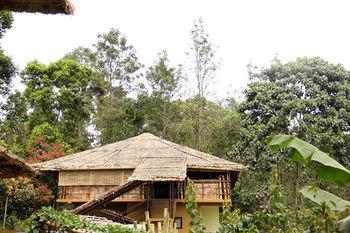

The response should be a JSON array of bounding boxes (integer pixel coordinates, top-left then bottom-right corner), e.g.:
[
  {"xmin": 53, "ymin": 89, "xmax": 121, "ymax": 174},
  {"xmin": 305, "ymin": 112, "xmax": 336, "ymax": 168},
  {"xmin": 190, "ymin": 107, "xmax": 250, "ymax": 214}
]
[
  {"xmin": 27, "ymin": 207, "xmax": 135, "ymax": 233},
  {"xmin": 219, "ymin": 166, "xmax": 344, "ymax": 233},
  {"xmin": 184, "ymin": 181, "xmax": 206, "ymax": 233},
  {"xmin": 0, "ymin": 178, "xmax": 53, "ymax": 229},
  {"xmin": 299, "ymin": 186, "xmax": 350, "ymax": 211},
  {"xmin": 0, "ymin": 92, "xmax": 28, "ymax": 156},
  {"xmin": 266, "ymin": 134, "xmax": 350, "ymax": 213},
  {"xmin": 146, "ymin": 50, "xmax": 182, "ymax": 100},
  {"xmin": 27, "ymin": 123, "xmax": 63, "ymax": 148},
  {"xmin": 0, "ymin": 48, "xmax": 15, "ymax": 96},
  {"xmin": 219, "ymin": 205, "xmax": 344, "ymax": 233},
  {"xmin": 266, "ymin": 134, "xmax": 350, "ymax": 186},
  {"xmin": 0, "ymin": 11, "xmax": 13, "ymax": 38},
  {"xmin": 187, "ymin": 18, "xmax": 219, "ymax": 151},
  {"xmin": 233, "ymin": 57, "xmax": 350, "ymax": 171},
  {"xmin": 67, "ymin": 28, "xmax": 142, "ymax": 145},
  {"xmin": 188, "ymin": 18, "xmax": 218, "ymax": 98},
  {"xmin": 21, "ymin": 59, "xmax": 95, "ymax": 152}
]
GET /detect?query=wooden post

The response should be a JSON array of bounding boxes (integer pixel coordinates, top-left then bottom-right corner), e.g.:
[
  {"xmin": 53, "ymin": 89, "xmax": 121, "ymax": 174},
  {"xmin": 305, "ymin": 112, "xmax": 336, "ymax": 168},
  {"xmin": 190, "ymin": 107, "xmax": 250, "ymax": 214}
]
[
  {"xmin": 133, "ymin": 221, "xmax": 138, "ymax": 230},
  {"xmin": 150, "ymin": 223, "xmax": 155, "ymax": 233},
  {"xmin": 2, "ymin": 196, "xmax": 8, "ymax": 229},
  {"xmin": 168, "ymin": 181, "xmax": 171, "ymax": 218},
  {"xmin": 173, "ymin": 222, "xmax": 178, "ymax": 233},
  {"xmin": 142, "ymin": 222, "xmax": 147, "ymax": 232},
  {"xmin": 145, "ymin": 211, "xmax": 151, "ymax": 231},
  {"xmin": 169, "ymin": 218, "xmax": 174, "ymax": 233},
  {"xmin": 157, "ymin": 221, "xmax": 162, "ymax": 233},
  {"xmin": 163, "ymin": 208, "xmax": 169, "ymax": 233}
]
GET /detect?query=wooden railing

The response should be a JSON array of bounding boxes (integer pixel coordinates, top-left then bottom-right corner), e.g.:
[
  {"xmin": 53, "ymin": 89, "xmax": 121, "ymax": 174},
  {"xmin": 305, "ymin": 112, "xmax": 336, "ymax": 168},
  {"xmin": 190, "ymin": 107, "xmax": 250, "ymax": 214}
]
[
  {"xmin": 58, "ymin": 184, "xmax": 145, "ymax": 201},
  {"xmin": 58, "ymin": 179, "xmax": 230, "ymax": 201},
  {"xmin": 176, "ymin": 179, "xmax": 231, "ymax": 200}
]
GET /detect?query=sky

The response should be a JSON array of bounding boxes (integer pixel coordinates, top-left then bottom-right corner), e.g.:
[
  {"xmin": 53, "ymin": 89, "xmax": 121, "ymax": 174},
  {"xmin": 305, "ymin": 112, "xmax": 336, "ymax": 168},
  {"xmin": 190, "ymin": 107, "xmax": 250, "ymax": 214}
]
[{"xmin": 2, "ymin": 0, "xmax": 350, "ymax": 100}]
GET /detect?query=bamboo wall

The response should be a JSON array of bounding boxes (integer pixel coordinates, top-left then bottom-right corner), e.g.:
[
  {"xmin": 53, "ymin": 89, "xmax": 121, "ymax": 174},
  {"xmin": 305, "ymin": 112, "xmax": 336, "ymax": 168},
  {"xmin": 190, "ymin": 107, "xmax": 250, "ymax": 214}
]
[
  {"xmin": 58, "ymin": 184, "xmax": 144, "ymax": 201},
  {"xmin": 58, "ymin": 169, "xmax": 133, "ymax": 186}
]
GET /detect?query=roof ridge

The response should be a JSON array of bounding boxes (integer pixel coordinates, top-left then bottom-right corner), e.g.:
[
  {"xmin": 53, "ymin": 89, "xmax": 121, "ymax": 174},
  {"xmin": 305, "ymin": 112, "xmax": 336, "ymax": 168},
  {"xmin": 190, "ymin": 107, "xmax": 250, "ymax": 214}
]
[
  {"xmin": 102, "ymin": 137, "xmax": 138, "ymax": 166},
  {"xmin": 155, "ymin": 137, "xmax": 218, "ymax": 165}
]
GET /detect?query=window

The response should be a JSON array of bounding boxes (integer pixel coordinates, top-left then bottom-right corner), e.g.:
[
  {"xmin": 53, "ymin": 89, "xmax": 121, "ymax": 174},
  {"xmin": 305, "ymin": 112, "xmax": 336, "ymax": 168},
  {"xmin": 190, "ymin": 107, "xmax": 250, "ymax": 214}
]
[{"xmin": 174, "ymin": 217, "xmax": 182, "ymax": 229}]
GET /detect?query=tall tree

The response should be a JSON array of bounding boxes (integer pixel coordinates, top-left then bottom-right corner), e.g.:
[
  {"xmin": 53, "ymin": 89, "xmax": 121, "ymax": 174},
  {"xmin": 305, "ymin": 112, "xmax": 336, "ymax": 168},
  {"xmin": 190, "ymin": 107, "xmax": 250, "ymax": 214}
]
[
  {"xmin": 0, "ymin": 11, "xmax": 19, "ymax": 153},
  {"xmin": 231, "ymin": 57, "xmax": 350, "ymax": 207},
  {"xmin": 0, "ymin": 11, "xmax": 15, "ymax": 96},
  {"xmin": 234, "ymin": 57, "xmax": 350, "ymax": 167},
  {"xmin": 67, "ymin": 29, "xmax": 142, "ymax": 145},
  {"xmin": 94, "ymin": 29, "xmax": 142, "ymax": 144},
  {"xmin": 187, "ymin": 18, "xmax": 218, "ymax": 150},
  {"xmin": 143, "ymin": 50, "xmax": 183, "ymax": 137},
  {"xmin": 21, "ymin": 59, "xmax": 96, "ymax": 152},
  {"xmin": 0, "ymin": 92, "xmax": 28, "ymax": 156},
  {"xmin": 0, "ymin": 11, "xmax": 13, "ymax": 39}
]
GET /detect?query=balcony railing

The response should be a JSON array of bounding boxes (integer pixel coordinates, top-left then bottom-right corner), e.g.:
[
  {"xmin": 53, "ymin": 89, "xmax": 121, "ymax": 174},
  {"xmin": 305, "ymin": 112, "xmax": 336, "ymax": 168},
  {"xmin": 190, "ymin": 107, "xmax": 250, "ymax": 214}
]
[
  {"xmin": 58, "ymin": 184, "xmax": 145, "ymax": 201},
  {"xmin": 177, "ymin": 179, "xmax": 231, "ymax": 200},
  {"xmin": 58, "ymin": 179, "xmax": 230, "ymax": 202}
]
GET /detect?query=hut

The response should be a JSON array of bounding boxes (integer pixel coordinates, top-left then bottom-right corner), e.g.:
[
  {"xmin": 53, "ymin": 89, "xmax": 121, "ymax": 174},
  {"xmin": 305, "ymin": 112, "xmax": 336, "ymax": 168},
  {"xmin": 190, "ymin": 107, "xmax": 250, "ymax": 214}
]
[
  {"xmin": 0, "ymin": 0, "xmax": 74, "ymax": 15},
  {"xmin": 0, "ymin": 146, "xmax": 36, "ymax": 178},
  {"xmin": 34, "ymin": 133, "xmax": 246, "ymax": 233}
]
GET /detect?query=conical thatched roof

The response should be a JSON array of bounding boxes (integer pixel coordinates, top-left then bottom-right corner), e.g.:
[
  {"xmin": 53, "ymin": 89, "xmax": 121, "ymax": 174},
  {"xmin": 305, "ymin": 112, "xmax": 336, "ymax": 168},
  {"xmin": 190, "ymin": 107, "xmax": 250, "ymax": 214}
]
[
  {"xmin": 0, "ymin": 146, "xmax": 36, "ymax": 178},
  {"xmin": 0, "ymin": 0, "xmax": 74, "ymax": 15},
  {"xmin": 34, "ymin": 133, "xmax": 246, "ymax": 181}
]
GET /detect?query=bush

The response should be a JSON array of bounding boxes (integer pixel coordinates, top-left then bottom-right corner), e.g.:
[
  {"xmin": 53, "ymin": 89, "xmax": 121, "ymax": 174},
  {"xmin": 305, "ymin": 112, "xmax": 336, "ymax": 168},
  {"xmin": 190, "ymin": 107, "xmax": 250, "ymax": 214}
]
[{"xmin": 27, "ymin": 207, "xmax": 136, "ymax": 233}]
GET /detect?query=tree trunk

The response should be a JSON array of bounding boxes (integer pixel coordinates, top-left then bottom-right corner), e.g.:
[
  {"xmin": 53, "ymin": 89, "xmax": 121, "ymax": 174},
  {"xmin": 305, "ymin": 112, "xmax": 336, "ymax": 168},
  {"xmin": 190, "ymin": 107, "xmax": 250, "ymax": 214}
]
[{"xmin": 292, "ymin": 162, "xmax": 299, "ymax": 209}]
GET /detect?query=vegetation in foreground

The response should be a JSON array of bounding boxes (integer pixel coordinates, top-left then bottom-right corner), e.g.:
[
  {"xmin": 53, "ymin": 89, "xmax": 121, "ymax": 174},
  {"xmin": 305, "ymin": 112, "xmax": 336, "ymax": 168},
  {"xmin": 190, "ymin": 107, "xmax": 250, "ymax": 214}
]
[{"xmin": 27, "ymin": 207, "xmax": 135, "ymax": 233}]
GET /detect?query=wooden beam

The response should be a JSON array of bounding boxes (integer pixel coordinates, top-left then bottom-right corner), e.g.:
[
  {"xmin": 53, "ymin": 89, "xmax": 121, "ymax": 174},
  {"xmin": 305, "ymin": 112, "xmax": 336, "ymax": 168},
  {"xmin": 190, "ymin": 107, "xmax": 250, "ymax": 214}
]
[
  {"xmin": 73, "ymin": 180, "xmax": 143, "ymax": 215},
  {"xmin": 122, "ymin": 200, "xmax": 147, "ymax": 215}
]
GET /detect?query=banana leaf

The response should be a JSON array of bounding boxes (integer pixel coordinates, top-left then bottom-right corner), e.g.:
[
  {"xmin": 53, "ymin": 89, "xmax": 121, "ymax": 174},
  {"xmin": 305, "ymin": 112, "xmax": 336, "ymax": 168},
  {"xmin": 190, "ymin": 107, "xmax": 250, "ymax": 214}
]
[
  {"xmin": 299, "ymin": 186, "xmax": 350, "ymax": 211},
  {"xmin": 266, "ymin": 135, "xmax": 350, "ymax": 186}
]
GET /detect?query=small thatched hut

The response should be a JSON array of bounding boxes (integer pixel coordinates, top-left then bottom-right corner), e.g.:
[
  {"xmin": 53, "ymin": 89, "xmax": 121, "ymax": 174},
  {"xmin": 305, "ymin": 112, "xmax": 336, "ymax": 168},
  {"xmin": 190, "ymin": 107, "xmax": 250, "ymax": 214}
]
[
  {"xmin": 35, "ymin": 133, "xmax": 246, "ymax": 233},
  {"xmin": 0, "ymin": 146, "xmax": 36, "ymax": 178},
  {"xmin": 0, "ymin": 0, "xmax": 74, "ymax": 15}
]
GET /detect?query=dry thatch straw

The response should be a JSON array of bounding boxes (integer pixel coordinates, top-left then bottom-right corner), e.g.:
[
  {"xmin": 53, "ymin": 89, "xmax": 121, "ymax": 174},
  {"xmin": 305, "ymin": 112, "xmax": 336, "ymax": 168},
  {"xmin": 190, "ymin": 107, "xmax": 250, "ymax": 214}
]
[
  {"xmin": 0, "ymin": 0, "xmax": 75, "ymax": 15},
  {"xmin": 34, "ymin": 133, "xmax": 246, "ymax": 182},
  {"xmin": 0, "ymin": 146, "xmax": 36, "ymax": 178}
]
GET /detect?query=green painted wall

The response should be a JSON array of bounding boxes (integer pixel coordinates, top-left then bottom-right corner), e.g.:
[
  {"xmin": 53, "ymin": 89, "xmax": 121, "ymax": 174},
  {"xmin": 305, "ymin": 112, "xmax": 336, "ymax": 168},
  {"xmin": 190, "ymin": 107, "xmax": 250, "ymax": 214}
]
[{"xmin": 201, "ymin": 206, "xmax": 219, "ymax": 232}]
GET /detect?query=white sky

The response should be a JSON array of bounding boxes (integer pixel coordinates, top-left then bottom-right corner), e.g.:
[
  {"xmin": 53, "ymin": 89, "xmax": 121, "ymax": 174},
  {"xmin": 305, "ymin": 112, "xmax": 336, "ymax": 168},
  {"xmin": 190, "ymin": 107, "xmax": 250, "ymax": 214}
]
[{"xmin": 2, "ymin": 0, "xmax": 350, "ymax": 100}]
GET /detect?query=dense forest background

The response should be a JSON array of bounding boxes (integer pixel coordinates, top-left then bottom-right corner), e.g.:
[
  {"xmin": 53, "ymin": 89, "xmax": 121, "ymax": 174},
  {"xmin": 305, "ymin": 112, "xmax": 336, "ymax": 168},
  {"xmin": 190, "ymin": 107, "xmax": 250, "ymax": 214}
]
[{"xmin": 0, "ymin": 11, "xmax": 349, "ymax": 231}]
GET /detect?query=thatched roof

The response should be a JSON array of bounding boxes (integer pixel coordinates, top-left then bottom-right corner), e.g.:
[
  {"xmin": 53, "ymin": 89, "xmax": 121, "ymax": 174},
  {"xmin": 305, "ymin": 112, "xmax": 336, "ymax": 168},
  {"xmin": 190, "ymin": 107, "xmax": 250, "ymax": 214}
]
[
  {"xmin": 34, "ymin": 133, "xmax": 246, "ymax": 181},
  {"xmin": 0, "ymin": 0, "xmax": 74, "ymax": 15},
  {"xmin": 0, "ymin": 146, "xmax": 36, "ymax": 178}
]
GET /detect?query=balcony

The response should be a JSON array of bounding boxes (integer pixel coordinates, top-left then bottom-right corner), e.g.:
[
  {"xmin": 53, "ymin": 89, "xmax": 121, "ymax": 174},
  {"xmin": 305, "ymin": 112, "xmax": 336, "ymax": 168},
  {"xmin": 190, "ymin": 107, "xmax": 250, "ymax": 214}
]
[{"xmin": 57, "ymin": 179, "xmax": 231, "ymax": 203}]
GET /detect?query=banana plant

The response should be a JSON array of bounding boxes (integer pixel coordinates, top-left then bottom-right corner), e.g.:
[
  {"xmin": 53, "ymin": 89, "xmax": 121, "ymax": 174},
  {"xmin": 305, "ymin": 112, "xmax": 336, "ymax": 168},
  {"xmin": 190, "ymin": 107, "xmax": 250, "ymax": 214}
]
[{"xmin": 266, "ymin": 135, "xmax": 350, "ymax": 211}]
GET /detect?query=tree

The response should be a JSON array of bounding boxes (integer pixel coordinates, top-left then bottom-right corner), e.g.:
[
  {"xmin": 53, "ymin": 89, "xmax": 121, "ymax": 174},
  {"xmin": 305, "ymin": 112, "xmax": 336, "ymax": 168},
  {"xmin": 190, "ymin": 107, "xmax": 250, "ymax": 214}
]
[
  {"xmin": 0, "ymin": 11, "xmax": 15, "ymax": 96},
  {"xmin": 231, "ymin": 57, "xmax": 350, "ymax": 208},
  {"xmin": 0, "ymin": 11, "xmax": 19, "ymax": 154},
  {"xmin": 0, "ymin": 49, "xmax": 15, "ymax": 96},
  {"xmin": 187, "ymin": 18, "xmax": 218, "ymax": 150},
  {"xmin": 26, "ymin": 122, "xmax": 67, "ymax": 163},
  {"xmin": 21, "ymin": 59, "xmax": 96, "ymax": 152},
  {"xmin": 92, "ymin": 29, "xmax": 141, "ymax": 144},
  {"xmin": 0, "ymin": 92, "xmax": 28, "ymax": 156},
  {"xmin": 143, "ymin": 50, "xmax": 183, "ymax": 137},
  {"xmin": 0, "ymin": 11, "xmax": 13, "ymax": 39},
  {"xmin": 233, "ymin": 57, "xmax": 350, "ymax": 168},
  {"xmin": 67, "ymin": 29, "xmax": 142, "ymax": 145},
  {"xmin": 146, "ymin": 50, "xmax": 182, "ymax": 100}
]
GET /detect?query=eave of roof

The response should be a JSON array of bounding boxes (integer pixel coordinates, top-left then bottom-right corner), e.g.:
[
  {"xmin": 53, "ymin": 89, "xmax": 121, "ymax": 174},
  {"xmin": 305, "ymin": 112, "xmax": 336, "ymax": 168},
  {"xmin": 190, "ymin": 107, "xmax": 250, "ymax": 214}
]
[
  {"xmin": 0, "ymin": 147, "xmax": 36, "ymax": 178},
  {"xmin": 0, "ymin": 0, "xmax": 75, "ymax": 15}
]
